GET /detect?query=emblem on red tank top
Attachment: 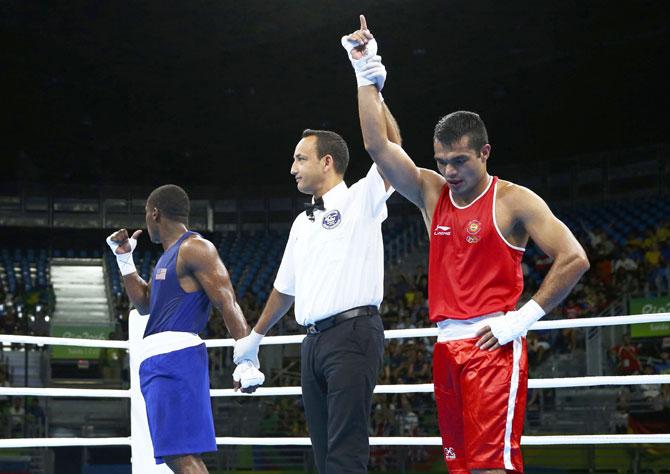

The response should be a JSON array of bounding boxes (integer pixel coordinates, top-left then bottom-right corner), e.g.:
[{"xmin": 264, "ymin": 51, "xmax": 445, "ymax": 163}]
[
  {"xmin": 465, "ymin": 219, "xmax": 482, "ymax": 244},
  {"xmin": 444, "ymin": 447, "xmax": 456, "ymax": 460}
]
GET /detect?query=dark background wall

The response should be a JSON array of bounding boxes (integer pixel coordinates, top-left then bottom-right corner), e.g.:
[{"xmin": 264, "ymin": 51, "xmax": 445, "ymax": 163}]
[{"xmin": 2, "ymin": 0, "xmax": 668, "ymax": 194}]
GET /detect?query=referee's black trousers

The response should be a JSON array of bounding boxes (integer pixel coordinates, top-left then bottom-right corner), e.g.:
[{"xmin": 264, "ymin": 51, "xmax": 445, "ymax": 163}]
[{"xmin": 301, "ymin": 313, "xmax": 385, "ymax": 474}]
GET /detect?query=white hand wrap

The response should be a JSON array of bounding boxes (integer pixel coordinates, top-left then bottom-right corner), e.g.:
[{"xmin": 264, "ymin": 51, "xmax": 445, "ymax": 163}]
[
  {"xmin": 233, "ymin": 329, "xmax": 263, "ymax": 368},
  {"xmin": 232, "ymin": 360, "xmax": 265, "ymax": 389},
  {"xmin": 105, "ymin": 233, "xmax": 138, "ymax": 276},
  {"xmin": 341, "ymin": 36, "xmax": 383, "ymax": 89},
  {"xmin": 358, "ymin": 55, "xmax": 387, "ymax": 92},
  {"xmin": 488, "ymin": 299, "xmax": 545, "ymax": 346}
]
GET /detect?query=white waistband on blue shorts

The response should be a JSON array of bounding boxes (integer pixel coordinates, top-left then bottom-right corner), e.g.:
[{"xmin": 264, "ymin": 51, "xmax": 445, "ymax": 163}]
[
  {"xmin": 141, "ymin": 331, "xmax": 203, "ymax": 362},
  {"xmin": 436, "ymin": 311, "xmax": 505, "ymax": 342}
]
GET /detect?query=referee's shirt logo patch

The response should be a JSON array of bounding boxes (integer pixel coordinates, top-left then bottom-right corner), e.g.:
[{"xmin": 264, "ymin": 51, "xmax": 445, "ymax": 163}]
[{"xmin": 322, "ymin": 210, "xmax": 342, "ymax": 229}]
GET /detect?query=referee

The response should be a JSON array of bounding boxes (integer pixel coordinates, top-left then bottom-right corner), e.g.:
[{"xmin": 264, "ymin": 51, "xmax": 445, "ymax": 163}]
[{"xmin": 234, "ymin": 120, "xmax": 400, "ymax": 472}]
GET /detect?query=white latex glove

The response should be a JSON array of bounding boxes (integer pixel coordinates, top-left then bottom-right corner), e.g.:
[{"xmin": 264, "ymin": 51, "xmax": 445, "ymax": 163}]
[
  {"xmin": 233, "ymin": 329, "xmax": 263, "ymax": 368},
  {"xmin": 358, "ymin": 55, "xmax": 387, "ymax": 92}
]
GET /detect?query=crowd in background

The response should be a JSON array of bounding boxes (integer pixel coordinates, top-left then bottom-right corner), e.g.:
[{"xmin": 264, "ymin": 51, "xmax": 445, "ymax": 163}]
[
  {"xmin": 0, "ymin": 286, "xmax": 53, "ymax": 338},
  {"xmin": 0, "ymin": 213, "xmax": 669, "ymax": 452},
  {"xmin": 243, "ymin": 216, "xmax": 670, "ymax": 457}
]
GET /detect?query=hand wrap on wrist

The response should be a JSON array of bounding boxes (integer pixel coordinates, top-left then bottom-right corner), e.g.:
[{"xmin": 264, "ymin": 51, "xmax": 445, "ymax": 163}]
[
  {"xmin": 488, "ymin": 299, "xmax": 545, "ymax": 346},
  {"xmin": 105, "ymin": 234, "xmax": 138, "ymax": 276},
  {"xmin": 341, "ymin": 36, "xmax": 384, "ymax": 89}
]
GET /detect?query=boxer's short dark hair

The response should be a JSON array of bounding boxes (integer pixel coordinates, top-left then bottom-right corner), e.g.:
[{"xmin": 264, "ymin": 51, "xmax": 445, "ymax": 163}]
[
  {"xmin": 147, "ymin": 184, "xmax": 190, "ymax": 223},
  {"xmin": 434, "ymin": 111, "xmax": 489, "ymax": 152}
]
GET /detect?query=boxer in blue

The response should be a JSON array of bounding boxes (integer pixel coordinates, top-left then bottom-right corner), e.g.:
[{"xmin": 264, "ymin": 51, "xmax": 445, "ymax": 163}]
[{"xmin": 107, "ymin": 184, "xmax": 264, "ymax": 474}]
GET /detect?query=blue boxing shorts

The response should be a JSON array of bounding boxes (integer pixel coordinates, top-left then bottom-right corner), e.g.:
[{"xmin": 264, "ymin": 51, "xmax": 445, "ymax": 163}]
[{"xmin": 139, "ymin": 332, "xmax": 217, "ymax": 464}]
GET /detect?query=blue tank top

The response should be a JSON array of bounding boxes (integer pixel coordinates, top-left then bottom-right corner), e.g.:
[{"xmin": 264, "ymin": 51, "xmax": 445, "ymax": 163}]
[{"xmin": 144, "ymin": 231, "xmax": 212, "ymax": 337}]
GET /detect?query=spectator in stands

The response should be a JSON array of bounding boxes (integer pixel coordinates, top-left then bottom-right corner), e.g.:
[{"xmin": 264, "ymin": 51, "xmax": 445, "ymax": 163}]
[
  {"xmin": 613, "ymin": 266, "xmax": 637, "ymax": 295},
  {"xmin": 652, "ymin": 351, "xmax": 670, "ymax": 374},
  {"xmin": 0, "ymin": 365, "xmax": 10, "ymax": 420},
  {"xmin": 527, "ymin": 331, "xmax": 550, "ymax": 367},
  {"xmin": 534, "ymin": 252, "xmax": 554, "ymax": 274},
  {"xmin": 563, "ymin": 296, "xmax": 584, "ymax": 318},
  {"xmin": 642, "ymin": 228, "xmax": 658, "ymax": 250},
  {"xmin": 637, "ymin": 364, "xmax": 664, "ymax": 411},
  {"xmin": 651, "ymin": 253, "xmax": 669, "ymax": 295},
  {"xmin": 0, "ymin": 307, "xmax": 15, "ymax": 334},
  {"xmin": 413, "ymin": 264, "xmax": 427, "ymax": 294},
  {"xmin": 644, "ymin": 243, "xmax": 662, "ymax": 268},
  {"xmin": 611, "ymin": 334, "xmax": 642, "ymax": 375},
  {"xmin": 9, "ymin": 397, "xmax": 24, "ymax": 436},
  {"xmin": 99, "ymin": 331, "xmax": 123, "ymax": 381},
  {"xmin": 613, "ymin": 246, "xmax": 638, "ymax": 273},
  {"xmin": 370, "ymin": 402, "xmax": 395, "ymax": 471},
  {"xmin": 594, "ymin": 250, "xmax": 614, "ymax": 286},
  {"xmin": 26, "ymin": 397, "xmax": 45, "ymax": 436},
  {"xmin": 396, "ymin": 395, "xmax": 418, "ymax": 436},
  {"xmin": 657, "ymin": 220, "xmax": 670, "ymax": 243},
  {"xmin": 389, "ymin": 273, "xmax": 411, "ymax": 303}
]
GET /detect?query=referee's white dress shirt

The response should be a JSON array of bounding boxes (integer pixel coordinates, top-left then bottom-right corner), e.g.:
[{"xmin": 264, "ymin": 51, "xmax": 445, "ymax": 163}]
[{"xmin": 274, "ymin": 164, "xmax": 394, "ymax": 326}]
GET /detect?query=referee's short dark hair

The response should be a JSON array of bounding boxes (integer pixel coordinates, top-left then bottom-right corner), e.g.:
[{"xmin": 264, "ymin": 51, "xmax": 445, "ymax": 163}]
[
  {"xmin": 147, "ymin": 184, "xmax": 190, "ymax": 224},
  {"xmin": 302, "ymin": 129, "xmax": 350, "ymax": 176}
]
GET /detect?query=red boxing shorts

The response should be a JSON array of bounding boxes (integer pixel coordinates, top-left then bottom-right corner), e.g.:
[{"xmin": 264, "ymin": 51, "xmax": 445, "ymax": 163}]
[{"xmin": 433, "ymin": 336, "xmax": 527, "ymax": 473}]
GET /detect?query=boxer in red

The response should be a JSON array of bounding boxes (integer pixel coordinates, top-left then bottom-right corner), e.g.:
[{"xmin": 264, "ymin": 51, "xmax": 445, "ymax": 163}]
[{"xmin": 341, "ymin": 16, "xmax": 590, "ymax": 473}]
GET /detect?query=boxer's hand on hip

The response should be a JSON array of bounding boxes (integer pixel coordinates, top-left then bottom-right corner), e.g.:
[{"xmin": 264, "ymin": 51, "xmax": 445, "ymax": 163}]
[{"xmin": 478, "ymin": 300, "xmax": 546, "ymax": 347}]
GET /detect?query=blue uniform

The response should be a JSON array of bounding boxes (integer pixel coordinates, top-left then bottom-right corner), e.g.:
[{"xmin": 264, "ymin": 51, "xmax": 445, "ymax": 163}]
[
  {"xmin": 144, "ymin": 231, "xmax": 211, "ymax": 337},
  {"xmin": 139, "ymin": 231, "xmax": 217, "ymax": 464}
]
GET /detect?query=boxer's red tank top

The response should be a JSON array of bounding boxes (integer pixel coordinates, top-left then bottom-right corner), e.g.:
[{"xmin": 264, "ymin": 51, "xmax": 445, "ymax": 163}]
[{"xmin": 428, "ymin": 176, "xmax": 525, "ymax": 322}]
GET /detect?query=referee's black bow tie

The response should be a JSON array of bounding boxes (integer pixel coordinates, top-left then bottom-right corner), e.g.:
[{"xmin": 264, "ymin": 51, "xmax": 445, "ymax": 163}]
[{"xmin": 304, "ymin": 197, "xmax": 325, "ymax": 222}]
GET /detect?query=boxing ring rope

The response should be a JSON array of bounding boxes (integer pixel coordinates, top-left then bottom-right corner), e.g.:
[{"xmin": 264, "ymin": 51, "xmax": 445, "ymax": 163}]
[
  {"xmin": 2, "ymin": 312, "xmax": 667, "ymax": 350},
  {"xmin": 3, "ymin": 373, "xmax": 670, "ymax": 399},
  {"xmin": 1, "ymin": 311, "xmax": 670, "ymax": 456},
  {"xmin": 3, "ymin": 434, "xmax": 670, "ymax": 450}
]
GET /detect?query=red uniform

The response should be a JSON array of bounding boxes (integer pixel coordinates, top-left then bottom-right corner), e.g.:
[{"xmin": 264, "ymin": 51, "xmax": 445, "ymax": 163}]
[
  {"xmin": 429, "ymin": 176, "xmax": 528, "ymax": 472},
  {"xmin": 429, "ymin": 176, "xmax": 524, "ymax": 321}
]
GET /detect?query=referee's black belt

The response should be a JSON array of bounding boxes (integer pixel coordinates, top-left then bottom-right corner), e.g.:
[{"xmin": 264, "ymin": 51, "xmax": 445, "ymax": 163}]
[{"xmin": 305, "ymin": 305, "xmax": 378, "ymax": 335}]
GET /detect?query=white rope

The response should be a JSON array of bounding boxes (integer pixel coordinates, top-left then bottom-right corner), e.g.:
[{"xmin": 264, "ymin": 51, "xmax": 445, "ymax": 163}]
[
  {"xmin": 0, "ymin": 387, "xmax": 130, "ymax": 398},
  {"xmin": 0, "ymin": 334, "xmax": 129, "ymax": 349},
  {"xmin": 532, "ymin": 312, "xmax": 670, "ymax": 330},
  {"xmin": 205, "ymin": 312, "xmax": 670, "ymax": 346},
  {"xmin": 1, "ymin": 313, "xmax": 668, "ymax": 349},
  {"xmin": 214, "ymin": 374, "xmax": 670, "ymax": 397},
  {"xmin": 3, "ymin": 374, "xmax": 669, "ymax": 398},
  {"xmin": 217, "ymin": 434, "xmax": 670, "ymax": 446},
  {"xmin": 529, "ymin": 374, "xmax": 670, "ymax": 389},
  {"xmin": 0, "ymin": 437, "xmax": 131, "ymax": 449},
  {"xmin": 2, "ymin": 434, "xmax": 668, "ymax": 449},
  {"xmin": 521, "ymin": 434, "xmax": 670, "ymax": 446}
]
